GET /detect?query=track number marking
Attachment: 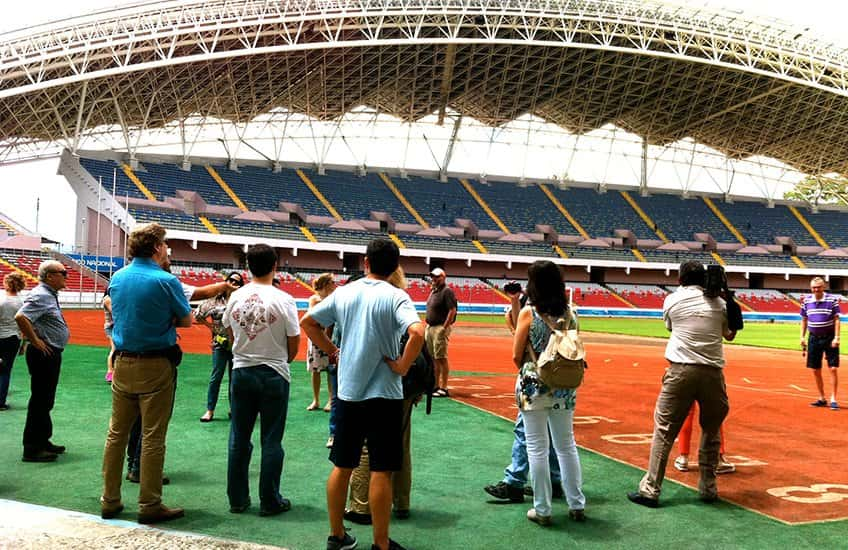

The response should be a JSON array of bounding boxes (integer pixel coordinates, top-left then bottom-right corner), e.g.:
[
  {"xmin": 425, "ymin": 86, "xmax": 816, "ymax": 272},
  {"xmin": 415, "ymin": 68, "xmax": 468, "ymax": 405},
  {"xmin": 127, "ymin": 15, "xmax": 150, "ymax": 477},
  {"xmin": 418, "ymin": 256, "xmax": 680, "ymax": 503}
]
[
  {"xmin": 574, "ymin": 416, "xmax": 621, "ymax": 425},
  {"xmin": 724, "ymin": 455, "xmax": 768, "ymax": 467},
  {"xmin": 601, "ymin": 433, "xmax": 653, "ymax": 445},
  {"xmin": 767, "ymin": 484, "xmax": 848, "ymax": 504}
]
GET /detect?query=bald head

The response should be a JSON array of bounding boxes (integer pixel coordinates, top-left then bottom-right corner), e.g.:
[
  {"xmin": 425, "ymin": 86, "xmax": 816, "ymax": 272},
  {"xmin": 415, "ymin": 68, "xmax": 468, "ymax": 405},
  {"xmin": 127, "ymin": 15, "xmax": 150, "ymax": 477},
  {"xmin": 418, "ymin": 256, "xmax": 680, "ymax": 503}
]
[{"xmin": 38, "ymin": 260, "xmax": 68, "ymax": 291}]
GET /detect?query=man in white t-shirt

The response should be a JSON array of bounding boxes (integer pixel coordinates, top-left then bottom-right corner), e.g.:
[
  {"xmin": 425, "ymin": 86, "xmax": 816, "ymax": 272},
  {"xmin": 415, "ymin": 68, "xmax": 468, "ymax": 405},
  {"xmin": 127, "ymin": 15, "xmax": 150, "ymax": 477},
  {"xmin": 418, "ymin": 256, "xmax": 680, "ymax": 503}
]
[
  {"xmin": 223, "ymin": 244, "xmax": 300, "ymax": 517},
  {"xmin": 302, "ymin": 238, "xmax": 424, "ymax": 550},
  {"xmin": 628, "ymin": 260, "xmax": 736, "ymax": 508}
]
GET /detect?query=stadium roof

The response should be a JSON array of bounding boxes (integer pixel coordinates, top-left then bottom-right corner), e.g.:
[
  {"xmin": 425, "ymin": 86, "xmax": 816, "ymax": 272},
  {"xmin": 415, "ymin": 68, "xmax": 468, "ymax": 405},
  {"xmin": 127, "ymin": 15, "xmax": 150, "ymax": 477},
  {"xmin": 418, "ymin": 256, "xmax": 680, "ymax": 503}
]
[{"xmin": 2, "ymin": 0, "xmax": 848, "ymax": 179}]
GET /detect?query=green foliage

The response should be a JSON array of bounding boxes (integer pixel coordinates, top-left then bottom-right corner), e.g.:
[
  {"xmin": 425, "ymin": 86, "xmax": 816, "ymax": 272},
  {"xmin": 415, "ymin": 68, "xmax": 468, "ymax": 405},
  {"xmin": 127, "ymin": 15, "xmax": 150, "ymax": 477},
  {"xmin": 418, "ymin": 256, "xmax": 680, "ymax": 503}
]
[{"xmin": 784, "ymin": 174, "xmax": 848, "ymax": 206}]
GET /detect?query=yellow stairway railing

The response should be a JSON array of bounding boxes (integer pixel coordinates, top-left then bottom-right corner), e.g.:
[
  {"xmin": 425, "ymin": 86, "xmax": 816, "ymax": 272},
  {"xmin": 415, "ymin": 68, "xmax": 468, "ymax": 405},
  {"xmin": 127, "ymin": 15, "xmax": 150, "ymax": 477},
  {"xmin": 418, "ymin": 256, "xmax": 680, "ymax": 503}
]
[
  {"xmin": 538, "ymin": 184, "xmax": 590, "ymax": 240},
  {"xmin": 710, "ymin": 252, "xmax": 726, "ymax": 266},
  {"xmin": 198, "ymin": 216, "xmax": 220, "ymax": 234},
  {"xmin": 121, "ymin": 164, "xmax": 157, "ymax": 201},
  {"xmin": 630, "ymin": 248, "xmax": 647, "ymax": 262},
  {"xmin": 791, "ymin": 256, "xmax": 807, "ymax": 269},
  {"xmin": 620, "ymin": 191, "xmax": 668, "ymax": 243},
  {"xmin": 702, "ymin": 197, "xmax": 747, "ymax": 245},
  {"xmin": 296, "ymin": 169, "xmax": 342, "ymax": 221},
  {"xmin": 206, "ymin": 166, "xmax": 249, "ymax": 212},
  {"xmin": 379, "ymin": 173, "xmax": 429, "ymax": 228},
  {"xmin": 787, "ymin": 205, "xmax": 830, "ymax": 249},
  {"xmin": 389, "ymin": 233, "xmax": 406, "ymax": 249},
  {"xmin": 472, "ymin": 240, "xmax": 489, "ymax": 254},
  {"xmin": 459, "ymin": 179, "xmax": 511, "ymax": 234}
]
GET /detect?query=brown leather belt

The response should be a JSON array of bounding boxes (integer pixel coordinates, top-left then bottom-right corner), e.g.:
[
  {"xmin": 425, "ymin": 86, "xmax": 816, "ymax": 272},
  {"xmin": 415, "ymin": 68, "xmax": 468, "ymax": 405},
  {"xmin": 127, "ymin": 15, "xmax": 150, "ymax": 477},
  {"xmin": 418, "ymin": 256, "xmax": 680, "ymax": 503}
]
[{"xmin": 115, "ymin": 350, "xmax": 169, "ymax": 359}]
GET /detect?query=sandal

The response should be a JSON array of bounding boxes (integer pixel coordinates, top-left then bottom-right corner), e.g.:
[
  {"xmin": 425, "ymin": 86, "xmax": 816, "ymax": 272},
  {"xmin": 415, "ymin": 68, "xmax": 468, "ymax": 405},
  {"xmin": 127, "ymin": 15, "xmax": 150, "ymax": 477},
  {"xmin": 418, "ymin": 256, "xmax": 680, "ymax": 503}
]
[
  {"xmin": 200, "ymin": 411, "xmax": 214, "ymax": 423},
  {"xmin": 306, "ymin": 402, "xmax": 320, "ymax": 411}
]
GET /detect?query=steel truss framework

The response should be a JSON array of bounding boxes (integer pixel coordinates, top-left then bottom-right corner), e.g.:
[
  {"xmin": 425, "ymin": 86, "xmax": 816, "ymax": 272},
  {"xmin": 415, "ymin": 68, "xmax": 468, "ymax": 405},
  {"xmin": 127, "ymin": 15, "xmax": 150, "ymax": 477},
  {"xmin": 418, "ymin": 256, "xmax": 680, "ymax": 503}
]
[{"xmin": 1, "ymin": 0, "xmax": 848, "ymax": 186}]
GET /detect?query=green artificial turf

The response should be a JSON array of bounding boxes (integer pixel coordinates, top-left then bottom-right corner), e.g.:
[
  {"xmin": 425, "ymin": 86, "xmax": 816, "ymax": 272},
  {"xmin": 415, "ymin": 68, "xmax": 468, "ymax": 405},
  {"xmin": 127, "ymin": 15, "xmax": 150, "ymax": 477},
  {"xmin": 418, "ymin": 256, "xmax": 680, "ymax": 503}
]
[{"xmin": 0, "ymin": 345, "xmax": 844, "ymax": 549}]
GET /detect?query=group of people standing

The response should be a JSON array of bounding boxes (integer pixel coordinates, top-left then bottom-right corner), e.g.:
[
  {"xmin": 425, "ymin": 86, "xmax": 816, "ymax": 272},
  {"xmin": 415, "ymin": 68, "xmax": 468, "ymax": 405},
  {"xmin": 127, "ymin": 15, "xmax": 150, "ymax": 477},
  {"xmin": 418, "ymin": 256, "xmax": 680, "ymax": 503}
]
[{"xmin": 2, "ymin": 222, "xmax": 842, "ymax": 548}]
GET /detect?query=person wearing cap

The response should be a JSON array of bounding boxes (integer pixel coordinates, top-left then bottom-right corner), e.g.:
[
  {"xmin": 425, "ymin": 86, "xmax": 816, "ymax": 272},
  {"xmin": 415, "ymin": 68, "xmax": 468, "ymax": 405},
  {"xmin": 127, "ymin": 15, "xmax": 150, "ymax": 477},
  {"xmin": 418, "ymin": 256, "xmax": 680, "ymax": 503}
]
[
  {"xmin": 196, "ymin": 271, "xmax": 245, "ymax": 423},
  {"xmin": 425, "ymin": 267, "xmax": 457, "ymax": 398},
  {"xmin": 15, "ymin": 260, "xmax": 70, "ymax": 463}
]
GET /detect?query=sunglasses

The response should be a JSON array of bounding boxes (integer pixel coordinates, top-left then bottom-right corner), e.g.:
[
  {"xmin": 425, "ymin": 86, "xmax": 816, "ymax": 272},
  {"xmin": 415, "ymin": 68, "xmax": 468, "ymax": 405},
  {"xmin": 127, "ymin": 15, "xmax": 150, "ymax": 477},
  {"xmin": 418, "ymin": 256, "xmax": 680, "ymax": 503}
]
[{"xmin": 51, "ymin": 270, "xmax": 69, "ymax": 277}]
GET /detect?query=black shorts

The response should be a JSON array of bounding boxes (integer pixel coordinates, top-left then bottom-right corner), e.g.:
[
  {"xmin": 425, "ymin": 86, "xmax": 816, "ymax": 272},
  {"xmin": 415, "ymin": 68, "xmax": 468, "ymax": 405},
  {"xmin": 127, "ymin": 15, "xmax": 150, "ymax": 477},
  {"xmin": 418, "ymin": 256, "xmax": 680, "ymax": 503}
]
[
  {"xmin": 330, "ymin": 398, "xmax": 403, "ymax": 471},
  {"xmin": 807, "ymin": 334, "xmax": 839, "ymax": 369}
]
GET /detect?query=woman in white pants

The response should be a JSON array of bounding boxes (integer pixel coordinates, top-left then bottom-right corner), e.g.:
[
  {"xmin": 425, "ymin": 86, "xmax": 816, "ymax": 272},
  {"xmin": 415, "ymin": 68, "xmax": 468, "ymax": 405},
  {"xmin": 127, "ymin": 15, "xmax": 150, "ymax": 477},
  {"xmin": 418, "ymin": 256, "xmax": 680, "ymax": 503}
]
[{"xmin": 512, "ymin": 260, "xmax": 586, "ymax": 526}]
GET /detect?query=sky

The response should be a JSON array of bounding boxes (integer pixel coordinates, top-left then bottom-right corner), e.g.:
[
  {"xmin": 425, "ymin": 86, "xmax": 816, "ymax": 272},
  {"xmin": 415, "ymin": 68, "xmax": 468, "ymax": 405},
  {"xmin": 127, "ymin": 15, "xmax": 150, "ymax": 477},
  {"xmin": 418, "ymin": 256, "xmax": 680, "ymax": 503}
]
[{"xmin": 2, "ymin": 0, "xmax": 848, "ymax": 247}]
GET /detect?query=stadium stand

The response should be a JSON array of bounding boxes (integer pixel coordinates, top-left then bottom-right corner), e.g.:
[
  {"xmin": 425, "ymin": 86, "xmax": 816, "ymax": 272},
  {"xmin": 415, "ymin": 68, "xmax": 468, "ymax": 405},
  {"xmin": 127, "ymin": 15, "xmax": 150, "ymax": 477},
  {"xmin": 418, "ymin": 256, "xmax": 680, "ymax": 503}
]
[
  {"xmin": 130, "ymin": 209, "xmax": 210, "ymax": 233},
  {"xmin": 204, "ymin": 217, "xmax": 308, "ymax": 241},
  {"xmin": 733, "ymin": 289, "xmax": 798, "ymax": 313},
  {"xmin": 631, "ymin": 194, "xmax": 736, "ymax": 243},
  {"xmin": 606, "ymin": 284, "xmax": 667, "ymax": 309},
  {"xmin": 401, "ymin": 234, "xmax": 479, "ymax": 254},
  {"xmin": 569, "ymin": 282, "xmax": 633, "ymax": 308},
  {"xmin": 483, "ymin": 240, "xmax": 559, "ymax": 257},
  {"xmin": 565, "ymin": 247, "xmax": 638, "ymax": 262},
  {"xmin": 549, "ymin": 187, "xmax": 654, "ymax": 240},
  {"xmin": 470, "ymin": 181, "xmax": 573, "ymax": 235},
  {"xmin": 0, "ymin": 250, "xmax": 98, "ymax": 292},
  {"xmin": 803, "ymin": 209, "xmax": 848, "ymax": 248},
  {"xmin": 391, "ymin": 176, "xmax": 499, "ymax": 230},
  {"xmin": 801, "ymin": 255, "xmax": 848, "ymax": 269},
  {"xmin": 640, "ymin": 249, "xmax": 716, "ymax": 265},
  {"xmin": 308, "ymin": 170, "xmax": 416, "ymax": 224},
  {"xmin": 715, "ymin": 201, "xmax": 816, "ymax": 246},
  {"xmin": 724, "ymin": 253, "xmax": 797, "ymax": 268}
]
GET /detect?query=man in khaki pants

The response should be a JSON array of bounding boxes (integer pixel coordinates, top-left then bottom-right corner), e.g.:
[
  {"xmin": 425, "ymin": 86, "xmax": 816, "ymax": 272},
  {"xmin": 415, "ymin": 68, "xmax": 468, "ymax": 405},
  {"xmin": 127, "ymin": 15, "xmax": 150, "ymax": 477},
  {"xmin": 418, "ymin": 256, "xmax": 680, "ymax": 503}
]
[
  {"xmin": 628, "ymin": 261, "xmax": 737, "ymax": 508},
  {"xmin": 100, "ymin": 223, "xmax": 192, "ymax": 524},
  {"xmin": 425, "ymin": 268, "xmax": 456, "ymax": 397}
]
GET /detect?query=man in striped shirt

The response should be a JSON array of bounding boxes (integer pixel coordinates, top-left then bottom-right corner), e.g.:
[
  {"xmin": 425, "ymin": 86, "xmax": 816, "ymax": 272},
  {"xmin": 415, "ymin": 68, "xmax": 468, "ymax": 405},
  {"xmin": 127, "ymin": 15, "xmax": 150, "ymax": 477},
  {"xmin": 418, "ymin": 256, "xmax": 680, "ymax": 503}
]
[{"xmin": 800, "ymin": 277, "xmax": 840, "ymax": 410}]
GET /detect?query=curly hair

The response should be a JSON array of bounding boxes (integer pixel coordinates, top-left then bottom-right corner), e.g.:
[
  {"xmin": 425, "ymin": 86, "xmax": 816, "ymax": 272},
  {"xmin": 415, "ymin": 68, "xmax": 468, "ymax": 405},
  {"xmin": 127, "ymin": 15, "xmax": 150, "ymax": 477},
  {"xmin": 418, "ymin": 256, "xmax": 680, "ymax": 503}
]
[
  {"xmin": 127, "ymin": 222, "xmax": 166, "ymax": 259},
  {"xmin": 4, "ymin": 272, "xmax": 26, "ymax": 293}
]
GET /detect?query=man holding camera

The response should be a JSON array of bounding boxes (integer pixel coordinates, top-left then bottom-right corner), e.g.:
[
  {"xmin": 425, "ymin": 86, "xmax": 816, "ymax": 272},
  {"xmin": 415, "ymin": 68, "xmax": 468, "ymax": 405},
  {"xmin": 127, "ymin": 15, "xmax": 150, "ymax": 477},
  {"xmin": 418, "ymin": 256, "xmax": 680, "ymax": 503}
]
[
  {"xmin": 628, "ymin": 261, "xmax": 739, "ymax": 508},
  {"xmin": 425, "ymin": 268, "xmax": 457, "ymax": 398},
  {"xmin": 800, "ymin": 276, "xmax": 839, "ymax": 410}
]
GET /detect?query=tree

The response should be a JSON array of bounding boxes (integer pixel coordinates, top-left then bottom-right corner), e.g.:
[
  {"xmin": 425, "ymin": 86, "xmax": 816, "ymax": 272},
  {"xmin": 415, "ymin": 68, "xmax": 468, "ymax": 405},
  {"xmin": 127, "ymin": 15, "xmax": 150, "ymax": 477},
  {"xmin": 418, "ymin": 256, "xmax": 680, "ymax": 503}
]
[{"xmin": 784, "ymin": 175, "xmax": 848, "ymax": 206}]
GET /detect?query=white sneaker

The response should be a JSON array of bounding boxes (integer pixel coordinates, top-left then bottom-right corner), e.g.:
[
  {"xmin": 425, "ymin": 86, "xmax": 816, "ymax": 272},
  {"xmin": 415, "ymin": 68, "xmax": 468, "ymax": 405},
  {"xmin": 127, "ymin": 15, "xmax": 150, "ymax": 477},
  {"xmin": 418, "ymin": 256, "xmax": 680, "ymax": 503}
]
[
  {"xmin": 673, "ymin": 456, "xmax": 689, "ymax": 472},
  {"xmin": 715, "ymin": 457, "xmax": 736, "ymax": 475}
]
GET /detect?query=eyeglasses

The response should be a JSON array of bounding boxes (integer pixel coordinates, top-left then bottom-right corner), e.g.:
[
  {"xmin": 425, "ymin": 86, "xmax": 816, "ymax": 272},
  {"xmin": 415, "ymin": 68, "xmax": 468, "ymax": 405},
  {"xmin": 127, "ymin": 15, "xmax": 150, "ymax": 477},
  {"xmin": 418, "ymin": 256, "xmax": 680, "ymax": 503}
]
[{"xmin": 51, "ymin": 270, "xmax": 68, "ymax": 277}]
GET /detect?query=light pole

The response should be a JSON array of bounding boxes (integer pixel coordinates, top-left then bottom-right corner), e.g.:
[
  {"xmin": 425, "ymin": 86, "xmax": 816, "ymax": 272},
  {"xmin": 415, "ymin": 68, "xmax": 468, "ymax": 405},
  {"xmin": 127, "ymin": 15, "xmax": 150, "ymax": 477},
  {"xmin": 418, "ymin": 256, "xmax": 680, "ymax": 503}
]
[{"xmin": 79, "ymin": 217, "xmax": 86, "ymax": 305}]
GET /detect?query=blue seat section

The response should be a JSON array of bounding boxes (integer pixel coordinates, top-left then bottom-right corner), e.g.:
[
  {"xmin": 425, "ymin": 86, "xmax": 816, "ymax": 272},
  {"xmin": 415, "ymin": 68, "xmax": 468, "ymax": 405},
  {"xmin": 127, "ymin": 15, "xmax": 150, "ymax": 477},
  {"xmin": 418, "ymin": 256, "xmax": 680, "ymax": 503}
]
[
  {"xmin": 471, "ymin": 182, "xmax": 572, "ymax": 234},
  {"xmin": 129, "ymin": 208, "xmax": 208, "ymax": 233},
  {"xmin": 724, "ymin": 253, "xmax": 796, "ymax": 268},
  {"xmin": 564, "ymin": 247, "xmax": 636, "ymax": 262},
  {"xmin": 80, "ymin": 158, "xmax": 146, "ymax": 200},
  {"xmin": 802, "ymin": 255, "xmax": 848, "ymax": 269},
  {"xmin": 310, "ymin": 227, "xmax": 379, "ymax": 246},
  {"xmin": 631, "ymin": 194, "xmax": 735, "ymax": 243},
  {"xmin": 803, "ymin": 210, "xmax": 848, "ymax": 248},
  {"xmin": 483, "ymin": 240, "xmax": 559, "ymax": 258},
  {"xmin": 402, "ymin": 234, "xmax": 479, "ymax": 254},
  {"xmin": 141, "ymin": 163, "xmax": 232, "ymax": 206},
  {"xmin": 549, "ymin": 188, "xmax": 654, "ymax": 240},
  {"xmin": 307, "ymin": 170, "xmax": 416, "ymax": 224},
  {"xmin": 641, "ymin": 249, "xmax": 715, "ymax": 265},
  {"xmin": 206, "ymin": 217, "xmax": 307, "ymax": 241},
  {"xmin": 390, "ymin": 176, "xmax": 499, "ymax": 231},
  {"xmin": 715, "ymin": 201, "xmax": 816, "ymax": 246},
  {"xmin": 215, "ymin": 166, "xmax": 331, "ymax": 217}
]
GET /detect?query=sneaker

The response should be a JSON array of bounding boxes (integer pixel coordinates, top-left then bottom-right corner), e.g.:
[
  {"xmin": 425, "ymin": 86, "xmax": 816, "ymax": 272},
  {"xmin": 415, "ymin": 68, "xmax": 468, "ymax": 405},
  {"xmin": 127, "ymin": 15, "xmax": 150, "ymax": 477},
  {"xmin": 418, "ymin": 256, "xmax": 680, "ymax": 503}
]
[
  {"xmin": 0, "ymin": 404, "xmax": 8, "ymax": 411},
  {"xmin": 569, "ymin": 509, "xmax": 586, "ymax": 522},
  {"xmin": 327, "ymin": 530, "xmax": 357, "ymax": 550},
  {"xmin": 627, "ymin": 491, "xmax": 659, "ymax": 508},
  {"xmin": 831, "ymin": 401, "xmax": 840, "ymax": 410},
  {"xmin": 344, "ymin": 509, "xmax": 372, "ymax": 525},
  {"xmin": 229, "ymin": 498, "xmax": 251, "ymax": 514},
  {"xmin": 484, "ymin": 481, "xmax": 524, "ymax": 503},
  {"xmin": 715, "ymin": 457, "xmax": 736, "ymax": 475},
  {"xmin": 673, "ymin": 455, "xmax": 689, "ymax": 472},
  {"xmin": 370, "ymin": 539, "xmax": 407, "ymax": 550},
  {"xmin": 259, "ymin": 498, "xmax": 291, "ymax": 517},
  {"xmin": 526, "ymin": 508, "xmax": 552, "ymax": 526},
  {"xmin": 326, "ymin": 436, "xmax": 334, "ymax": 449},
  {"xmin": 811, "ymin": 399, "xmax": 828, "ymax": 407}
]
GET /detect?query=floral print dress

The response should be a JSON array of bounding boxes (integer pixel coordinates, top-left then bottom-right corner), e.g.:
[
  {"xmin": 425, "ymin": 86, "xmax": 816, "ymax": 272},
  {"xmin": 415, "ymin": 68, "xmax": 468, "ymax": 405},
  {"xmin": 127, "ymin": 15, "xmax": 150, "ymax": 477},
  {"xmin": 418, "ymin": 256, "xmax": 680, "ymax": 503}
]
[{"xmin": 515, "ymin": 308, "xmax": 577, "ymax": 411}]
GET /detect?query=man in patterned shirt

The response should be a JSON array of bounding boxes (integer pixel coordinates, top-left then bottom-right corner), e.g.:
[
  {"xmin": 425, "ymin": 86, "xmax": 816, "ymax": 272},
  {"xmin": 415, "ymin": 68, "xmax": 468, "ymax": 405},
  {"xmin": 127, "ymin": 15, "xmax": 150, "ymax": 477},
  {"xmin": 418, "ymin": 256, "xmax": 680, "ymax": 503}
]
[{"xmin": 800, "ymin": 276, "xmax": 840, "ymax": 410}]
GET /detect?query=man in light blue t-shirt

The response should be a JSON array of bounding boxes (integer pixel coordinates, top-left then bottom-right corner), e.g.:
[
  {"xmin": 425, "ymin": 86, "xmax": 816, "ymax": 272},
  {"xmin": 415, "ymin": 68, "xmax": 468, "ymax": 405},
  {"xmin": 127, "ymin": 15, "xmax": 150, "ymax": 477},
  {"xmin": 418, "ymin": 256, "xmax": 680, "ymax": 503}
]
[{"xmin": 302, "ymin": 238, "xmax": 424, "ymax": 550}]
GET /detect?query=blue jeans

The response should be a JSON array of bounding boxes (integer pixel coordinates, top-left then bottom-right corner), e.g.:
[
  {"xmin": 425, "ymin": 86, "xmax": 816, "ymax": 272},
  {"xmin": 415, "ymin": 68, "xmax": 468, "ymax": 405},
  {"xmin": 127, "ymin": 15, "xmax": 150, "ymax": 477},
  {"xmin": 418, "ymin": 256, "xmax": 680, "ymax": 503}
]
[
  {"xmin": 228, "ymin": 366, "xmax": 290, "ymax": 511},
  {"xmin": 503, "ymin": 411, "xmax": 561, "ymax": 487},
  {"xmin": 206, "ymin": 347, "xmax": 233, "ymax": 411},
  {"xmin": 328, "ymin": 365, "xmax": 338, "ymax": 437}
]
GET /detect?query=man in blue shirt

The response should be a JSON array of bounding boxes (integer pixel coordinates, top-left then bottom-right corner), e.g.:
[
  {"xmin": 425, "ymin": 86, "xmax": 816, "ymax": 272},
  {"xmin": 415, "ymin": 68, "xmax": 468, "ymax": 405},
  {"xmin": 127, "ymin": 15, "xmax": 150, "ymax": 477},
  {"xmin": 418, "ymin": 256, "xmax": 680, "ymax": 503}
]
[
  {"xmin": 100, "ymin": 223, "xmax": 192, "ymax": 525},
  {"xmin": 302, "ymin": 238, "xmax": 424, "ymax": 550},
  {"xmin": 15, "ymin": 260, "xmax": 70, "ymax": 463}
]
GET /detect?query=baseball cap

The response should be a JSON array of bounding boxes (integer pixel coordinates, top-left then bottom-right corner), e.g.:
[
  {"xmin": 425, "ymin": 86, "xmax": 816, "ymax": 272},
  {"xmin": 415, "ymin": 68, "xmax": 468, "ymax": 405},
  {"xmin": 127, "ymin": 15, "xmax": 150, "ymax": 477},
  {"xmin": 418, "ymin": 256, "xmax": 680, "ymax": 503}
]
[{"xmin": 430, "ymin": 267, "xmax": 446, "ymax": 277}]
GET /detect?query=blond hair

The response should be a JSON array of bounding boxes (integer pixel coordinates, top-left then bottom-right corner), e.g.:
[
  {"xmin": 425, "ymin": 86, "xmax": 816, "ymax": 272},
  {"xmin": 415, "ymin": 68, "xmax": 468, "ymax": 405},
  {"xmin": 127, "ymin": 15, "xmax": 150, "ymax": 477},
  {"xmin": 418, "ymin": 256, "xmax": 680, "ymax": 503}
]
[
  {"xmin": 811, "ymin": 276, "xmax": 826, "ymax": 287},
  {"xmin": 127, "ymin": 222, "xmax": 167, "ymax": 259},
  {"xmin": 386, "ymin": 266, "xmax": 407, "ymax": 290},
  {"xmin": 312, "ymin": 273, "xmax": 335, "ymax": 291},
  {"xmin": 4, "ymin": 272, "xmax": 26, "ymax": 293}
]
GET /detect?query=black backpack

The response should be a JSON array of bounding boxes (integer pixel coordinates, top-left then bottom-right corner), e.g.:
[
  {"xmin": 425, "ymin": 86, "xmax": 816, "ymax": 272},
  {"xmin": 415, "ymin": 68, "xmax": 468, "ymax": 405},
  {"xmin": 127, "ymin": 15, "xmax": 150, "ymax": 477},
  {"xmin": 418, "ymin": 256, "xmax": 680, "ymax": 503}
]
[{"xmin": 400, "ymin": 334, "xmax": 436, "ymax": 414}]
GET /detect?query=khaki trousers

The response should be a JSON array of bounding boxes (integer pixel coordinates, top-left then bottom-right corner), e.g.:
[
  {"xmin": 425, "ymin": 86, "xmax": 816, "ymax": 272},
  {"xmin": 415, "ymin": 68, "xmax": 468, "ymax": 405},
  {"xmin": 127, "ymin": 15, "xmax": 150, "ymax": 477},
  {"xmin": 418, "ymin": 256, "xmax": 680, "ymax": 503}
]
[
  {"xmin": 638, "ymin": 362, "xmax": 728, "ymax": 500},
  {"xmin": 101, "ymin": 355, "xmax": 175, "ymax": 513},
  {"xmin": 348, "ymin": 397, "xmax": 414, "ymax": 513}
]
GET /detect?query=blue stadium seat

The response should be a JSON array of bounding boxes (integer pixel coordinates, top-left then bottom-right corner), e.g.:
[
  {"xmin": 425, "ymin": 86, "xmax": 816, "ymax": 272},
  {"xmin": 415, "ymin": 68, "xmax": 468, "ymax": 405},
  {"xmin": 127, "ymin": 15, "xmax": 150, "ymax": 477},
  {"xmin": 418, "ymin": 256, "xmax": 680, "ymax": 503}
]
[
  {"xmin": 550, "ymin": 188, "xmax": 654, "ymax": 240},
  {"xmin": 715, "ymin": 201, "xmax": 816, "ymax": 246},
  {"xmin": 470, "ymin": 181, "xmax": 574, "ymax": 235},
  {"xmin": 391, "ymin": 176, "xmax": 498, "ymax": 230},
  {"xmin": 631, "ymin": 194, "xmax": 736, "ymax": 243}
]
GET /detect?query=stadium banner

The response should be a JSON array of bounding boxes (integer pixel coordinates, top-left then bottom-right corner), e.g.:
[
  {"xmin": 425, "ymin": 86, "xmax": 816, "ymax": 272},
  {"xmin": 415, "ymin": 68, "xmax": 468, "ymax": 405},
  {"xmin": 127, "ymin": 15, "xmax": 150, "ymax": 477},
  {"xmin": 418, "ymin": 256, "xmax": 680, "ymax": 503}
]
[{"xmin": 68, "ymin": 254, "xmax": 125, "ymax": 273}]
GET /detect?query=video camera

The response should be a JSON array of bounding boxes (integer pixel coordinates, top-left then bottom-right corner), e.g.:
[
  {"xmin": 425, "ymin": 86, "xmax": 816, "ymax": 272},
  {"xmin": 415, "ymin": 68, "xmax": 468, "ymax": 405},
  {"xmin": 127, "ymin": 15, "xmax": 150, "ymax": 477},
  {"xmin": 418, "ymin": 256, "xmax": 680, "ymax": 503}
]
[{"xmin": 704, "ymin": 264, "xmax": 744, "ymax": 332}]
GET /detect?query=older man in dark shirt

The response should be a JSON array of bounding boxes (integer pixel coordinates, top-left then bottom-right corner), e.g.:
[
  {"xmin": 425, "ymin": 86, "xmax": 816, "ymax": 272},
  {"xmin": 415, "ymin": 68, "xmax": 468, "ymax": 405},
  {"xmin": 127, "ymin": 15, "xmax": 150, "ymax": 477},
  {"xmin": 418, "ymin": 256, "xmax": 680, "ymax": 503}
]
[
  {"xmin": 100, "ymin": 223, "xmax": 192, "ymax": 524},
  {"xmin": 425, "ymin": 268, "xmax": 457, "ymax": 397},
  {"xmin": 15, "ymin": 260, "xmax": 70, "ymax": 463}
]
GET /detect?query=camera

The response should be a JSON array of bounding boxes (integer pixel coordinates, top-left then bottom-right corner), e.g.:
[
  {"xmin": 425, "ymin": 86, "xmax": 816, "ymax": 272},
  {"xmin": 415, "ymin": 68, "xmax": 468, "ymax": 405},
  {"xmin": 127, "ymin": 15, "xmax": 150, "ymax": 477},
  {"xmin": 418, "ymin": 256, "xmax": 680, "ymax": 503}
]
[
  {"xmin": 504, "ymin": 281, "xmax": 522, "ymax": 294},
  {"xmin": 704, "ymin": 264, "xmax": 727, "ymax": 298}
]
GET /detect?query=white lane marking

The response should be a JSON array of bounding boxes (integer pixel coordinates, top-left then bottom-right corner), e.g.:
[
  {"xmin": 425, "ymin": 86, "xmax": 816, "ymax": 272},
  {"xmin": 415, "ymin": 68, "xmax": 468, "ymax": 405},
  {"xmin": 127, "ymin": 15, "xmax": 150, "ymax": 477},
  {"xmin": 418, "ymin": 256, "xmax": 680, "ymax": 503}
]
[{"xmin": 789, "ymin": 384, "xmax": 807, "ymax": 392}]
